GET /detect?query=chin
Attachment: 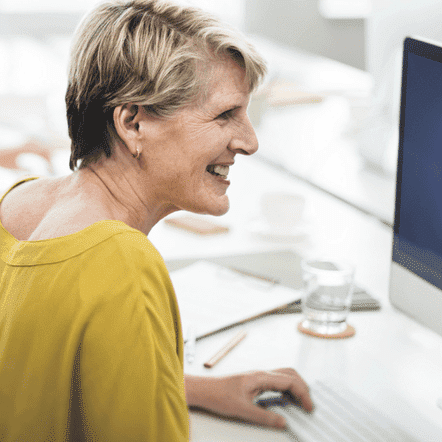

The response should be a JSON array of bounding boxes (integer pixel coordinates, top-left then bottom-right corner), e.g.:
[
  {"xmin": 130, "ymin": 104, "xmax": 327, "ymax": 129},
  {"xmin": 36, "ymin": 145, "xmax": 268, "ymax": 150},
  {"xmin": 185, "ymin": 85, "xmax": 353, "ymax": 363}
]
[
  {"xmin": 183, "ymin": 195, "xmax": 230, "ymax": 217},
  {"xmin": 202, "ymin": 199, "xmax": 230, "ymax": 217},
  {"xmin": 210, "ymin": 206, "xmax": 229, "ymax": 217}
]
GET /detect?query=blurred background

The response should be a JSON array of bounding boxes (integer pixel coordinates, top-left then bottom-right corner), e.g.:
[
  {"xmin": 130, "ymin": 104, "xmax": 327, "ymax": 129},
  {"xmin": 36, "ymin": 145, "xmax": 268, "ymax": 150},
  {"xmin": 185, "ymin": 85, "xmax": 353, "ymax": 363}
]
[{"xmin": 1, "ymin": 0, "xmax": 442, "ymax": 225}]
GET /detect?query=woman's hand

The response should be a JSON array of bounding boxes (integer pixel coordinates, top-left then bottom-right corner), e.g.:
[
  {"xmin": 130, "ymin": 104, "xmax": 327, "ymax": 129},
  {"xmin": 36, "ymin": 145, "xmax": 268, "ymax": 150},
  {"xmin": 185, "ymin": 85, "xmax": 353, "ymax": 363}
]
[{"xmin": 184, "ymin": 368, "xmax": 313, "ymax": 429}]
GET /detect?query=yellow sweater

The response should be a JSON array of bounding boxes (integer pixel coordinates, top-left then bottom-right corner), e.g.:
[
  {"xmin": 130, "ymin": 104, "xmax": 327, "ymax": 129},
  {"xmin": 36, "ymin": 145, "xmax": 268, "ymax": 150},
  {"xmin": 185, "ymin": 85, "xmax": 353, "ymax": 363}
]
[{"xmin": 0, "ymin": 178, "xmax": 189, "ymax": 441}]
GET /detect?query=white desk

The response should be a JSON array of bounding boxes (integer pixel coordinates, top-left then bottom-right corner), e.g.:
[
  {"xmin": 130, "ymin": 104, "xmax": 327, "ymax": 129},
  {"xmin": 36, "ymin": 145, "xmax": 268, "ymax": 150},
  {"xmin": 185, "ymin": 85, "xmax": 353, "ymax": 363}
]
[
  {"xmin": 150, "ymin": 155, "xmax": 442, "ymax": 441},
  {"xmin": 148, "ymin": 40, "xmax": 441, "ymax": 440},
  {"xmin": 0, "ymin": 34, "xmax": 440, "ymax": 440}
]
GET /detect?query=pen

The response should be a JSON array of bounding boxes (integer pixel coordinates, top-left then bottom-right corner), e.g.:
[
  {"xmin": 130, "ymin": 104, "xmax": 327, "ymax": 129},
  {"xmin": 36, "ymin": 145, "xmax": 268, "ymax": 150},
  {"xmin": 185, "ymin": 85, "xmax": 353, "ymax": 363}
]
[{"xmin": 203, "ymin": 330, "xmax": 247, "ymax": 369}]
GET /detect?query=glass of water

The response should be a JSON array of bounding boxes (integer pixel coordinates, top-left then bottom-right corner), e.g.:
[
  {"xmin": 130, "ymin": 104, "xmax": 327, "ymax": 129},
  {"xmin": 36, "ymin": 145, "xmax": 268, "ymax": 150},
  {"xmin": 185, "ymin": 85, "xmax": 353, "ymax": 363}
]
[{"xmin": 300, "ymin": 259, "xmax": 355, "ymax": 336}]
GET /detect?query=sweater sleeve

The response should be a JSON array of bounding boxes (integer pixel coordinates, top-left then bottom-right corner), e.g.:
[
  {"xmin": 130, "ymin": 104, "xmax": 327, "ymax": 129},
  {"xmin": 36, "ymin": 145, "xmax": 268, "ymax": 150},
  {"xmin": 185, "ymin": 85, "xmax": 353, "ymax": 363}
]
[{"xmin": 74, "ymin": 234, "xmax": 189, "ymax": 441}]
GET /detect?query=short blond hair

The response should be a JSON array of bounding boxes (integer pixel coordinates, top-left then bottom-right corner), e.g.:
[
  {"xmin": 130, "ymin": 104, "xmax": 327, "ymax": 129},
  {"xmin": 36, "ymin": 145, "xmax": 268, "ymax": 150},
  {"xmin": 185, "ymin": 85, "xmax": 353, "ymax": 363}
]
[{"xmin": 66, "ymin": 0, "xmax": 267, "ymax": 170}]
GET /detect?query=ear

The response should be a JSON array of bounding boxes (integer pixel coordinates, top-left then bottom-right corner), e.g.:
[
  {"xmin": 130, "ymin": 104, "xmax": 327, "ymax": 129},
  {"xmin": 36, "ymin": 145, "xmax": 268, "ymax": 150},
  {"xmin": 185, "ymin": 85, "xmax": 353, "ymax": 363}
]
[{"xmin": 113, "ymin": 104, "xmax": 144, "ymax": 156}]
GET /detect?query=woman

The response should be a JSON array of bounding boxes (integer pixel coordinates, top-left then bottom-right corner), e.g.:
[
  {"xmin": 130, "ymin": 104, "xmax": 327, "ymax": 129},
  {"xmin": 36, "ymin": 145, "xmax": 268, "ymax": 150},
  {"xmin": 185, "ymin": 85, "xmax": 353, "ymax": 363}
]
[{"xmin": 0, "ymin": 0, "xmax": 312, "ymax": 440}]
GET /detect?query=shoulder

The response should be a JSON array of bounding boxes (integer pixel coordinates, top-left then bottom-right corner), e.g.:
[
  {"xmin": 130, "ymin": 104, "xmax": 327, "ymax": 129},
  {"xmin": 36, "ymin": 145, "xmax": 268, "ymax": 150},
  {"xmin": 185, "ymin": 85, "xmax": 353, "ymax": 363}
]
[
  {"xmin": 0, "ymin": 176, "xmax": 61, "ymax": 240},
  {"xmin": 94, "ymin": 229, "xmax": 169, "ymax": 277},
  {"xmin": 1, "ymin": 176, "xmax": 48, "ymax": 205},
  {"xmin": 79, "ymin": 229, "xmax": 182, "ymax": 356},
  {"xmin": 1, "ymin": 176, "xmax": 43, "ymax": 217},
  {"xmin": 81, "ymin": 228, "xmax": 174, "ymax": 303}
]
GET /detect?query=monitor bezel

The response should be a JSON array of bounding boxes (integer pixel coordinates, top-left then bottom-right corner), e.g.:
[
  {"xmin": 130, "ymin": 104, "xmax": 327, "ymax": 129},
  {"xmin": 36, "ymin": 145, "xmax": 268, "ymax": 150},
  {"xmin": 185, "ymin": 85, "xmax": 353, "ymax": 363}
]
[{"xmin": 390, "ymin": 36, "xmax": 442, "ymax": 337}]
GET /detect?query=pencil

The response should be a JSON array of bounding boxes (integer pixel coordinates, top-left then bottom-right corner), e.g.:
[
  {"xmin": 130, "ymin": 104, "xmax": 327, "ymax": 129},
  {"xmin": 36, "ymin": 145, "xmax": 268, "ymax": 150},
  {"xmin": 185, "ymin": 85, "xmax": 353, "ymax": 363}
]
[
  {"xmin": 231, "ymin": 267, "xmax": 279, "ymax": 285},
  {"xmin": 203, "ymin": 331, "xmax": 247, "ymax": 369}
]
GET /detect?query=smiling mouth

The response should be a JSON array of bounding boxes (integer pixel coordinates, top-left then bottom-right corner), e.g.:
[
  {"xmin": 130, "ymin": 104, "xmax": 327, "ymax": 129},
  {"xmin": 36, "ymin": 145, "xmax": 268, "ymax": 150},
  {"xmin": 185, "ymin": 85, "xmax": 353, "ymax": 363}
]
[{"xmin": 206, "ymin": 164, "xmax": 229, "ymax": 179}]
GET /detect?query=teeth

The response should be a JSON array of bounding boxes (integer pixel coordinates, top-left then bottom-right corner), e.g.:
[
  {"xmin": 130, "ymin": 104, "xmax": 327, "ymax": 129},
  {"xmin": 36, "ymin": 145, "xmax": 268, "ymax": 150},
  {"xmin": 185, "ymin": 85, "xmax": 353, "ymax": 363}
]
[
  {"xmin": 207, "ymin": 165, "xmax": 229, "ymax": 178},
  {"xmin": 213, "ymin": 165, "xmax": 229, "ymax": 176}
]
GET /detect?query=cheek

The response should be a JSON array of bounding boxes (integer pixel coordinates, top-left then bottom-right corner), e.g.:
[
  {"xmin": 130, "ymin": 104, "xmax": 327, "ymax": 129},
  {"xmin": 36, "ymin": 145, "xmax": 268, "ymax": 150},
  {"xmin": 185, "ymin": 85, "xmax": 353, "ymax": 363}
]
[{"xmin": 187, "ymin": 123, "xmax": 228, "ymax": 152}]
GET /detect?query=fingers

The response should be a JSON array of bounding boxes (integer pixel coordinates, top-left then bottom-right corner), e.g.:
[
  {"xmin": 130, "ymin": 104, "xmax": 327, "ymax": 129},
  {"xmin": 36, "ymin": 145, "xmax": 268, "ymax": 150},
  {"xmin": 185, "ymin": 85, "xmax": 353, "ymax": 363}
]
[
  {"xmin": 196, "ymin": 369, "xmax": 313, "ymax": 431},
  {"xmin": 252, "ymin": 368, "xmax": 314, "ymax": 412},
  {"xmin": 238, "ymin": 402, "xmax": 287, "ymax": 429}
]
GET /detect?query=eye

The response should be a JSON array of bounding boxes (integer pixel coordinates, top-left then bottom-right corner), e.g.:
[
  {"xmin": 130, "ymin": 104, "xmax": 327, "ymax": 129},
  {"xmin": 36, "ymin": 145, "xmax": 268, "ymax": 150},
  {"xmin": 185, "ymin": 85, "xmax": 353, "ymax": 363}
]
[{"xmin": 216, "ymin": 107, "xmax": 239, "ymax": 120}]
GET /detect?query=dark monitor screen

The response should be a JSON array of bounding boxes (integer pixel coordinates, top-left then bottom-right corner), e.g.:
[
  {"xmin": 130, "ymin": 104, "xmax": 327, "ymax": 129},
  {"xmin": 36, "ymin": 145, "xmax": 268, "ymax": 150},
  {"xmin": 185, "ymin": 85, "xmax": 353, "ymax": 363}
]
[{"xmin": 393, "ymin": 37, "xmax": 442, "ymax": 291}]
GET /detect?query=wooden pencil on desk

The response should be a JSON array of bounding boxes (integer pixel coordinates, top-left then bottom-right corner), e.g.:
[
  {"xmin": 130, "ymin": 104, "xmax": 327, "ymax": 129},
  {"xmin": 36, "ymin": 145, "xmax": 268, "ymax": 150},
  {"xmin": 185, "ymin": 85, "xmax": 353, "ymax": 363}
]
[
  {"xmin": 230, "ymin": 267, "xmax": 279, "ymax": 285},
  {"xmin": 203, "ymin": 331, "xmax": 247, "ymax": 369}
]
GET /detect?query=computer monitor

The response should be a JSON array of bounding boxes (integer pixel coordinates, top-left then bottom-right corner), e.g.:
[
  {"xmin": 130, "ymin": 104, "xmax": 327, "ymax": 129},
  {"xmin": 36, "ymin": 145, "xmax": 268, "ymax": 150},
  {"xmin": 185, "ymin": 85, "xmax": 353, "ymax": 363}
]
[{"xmin": 390, "ymin": 36, "xmax": 442, "ymax": 337}]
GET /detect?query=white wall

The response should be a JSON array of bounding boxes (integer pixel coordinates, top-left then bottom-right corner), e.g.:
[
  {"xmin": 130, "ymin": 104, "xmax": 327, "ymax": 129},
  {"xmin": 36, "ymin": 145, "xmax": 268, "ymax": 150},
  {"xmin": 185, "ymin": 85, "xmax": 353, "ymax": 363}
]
[{"xmin": 244, "ymin": 0, "xmax": 366, "ymax": 70}]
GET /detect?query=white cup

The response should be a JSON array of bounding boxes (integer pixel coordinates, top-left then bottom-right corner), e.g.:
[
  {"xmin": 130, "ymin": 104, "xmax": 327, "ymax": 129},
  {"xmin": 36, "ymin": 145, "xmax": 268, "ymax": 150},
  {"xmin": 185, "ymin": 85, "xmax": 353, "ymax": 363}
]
[{"xmin": 260, "ymin": 192, "xmax": 305, "ymax": 233}]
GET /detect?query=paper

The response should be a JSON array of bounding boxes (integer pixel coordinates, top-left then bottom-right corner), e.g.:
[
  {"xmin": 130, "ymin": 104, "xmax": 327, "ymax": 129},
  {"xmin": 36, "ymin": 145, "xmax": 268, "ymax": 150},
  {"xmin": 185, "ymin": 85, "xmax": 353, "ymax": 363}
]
[{"xmin": 170, "ymin": 261, "xmax": 301, "ymax": 340}]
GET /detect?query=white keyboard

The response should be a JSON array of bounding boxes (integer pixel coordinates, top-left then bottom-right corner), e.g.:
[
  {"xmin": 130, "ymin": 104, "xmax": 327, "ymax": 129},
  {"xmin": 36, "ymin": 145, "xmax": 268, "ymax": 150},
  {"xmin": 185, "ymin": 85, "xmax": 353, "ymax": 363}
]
[{"xmin": 256, "ymin": 381, "xmax": 419, "ymax": 442}]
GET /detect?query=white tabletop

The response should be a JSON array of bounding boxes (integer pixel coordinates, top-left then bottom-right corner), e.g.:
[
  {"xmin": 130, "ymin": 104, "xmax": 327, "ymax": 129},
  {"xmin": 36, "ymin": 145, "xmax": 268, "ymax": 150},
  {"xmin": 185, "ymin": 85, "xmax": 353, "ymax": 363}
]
[
  {"xmin": 1, "ymin": 36, "xmax": 440, "ymax": 441},
  {"xmin": 150, "ymin": 154, "xmax": 442, "ymax": 441}
]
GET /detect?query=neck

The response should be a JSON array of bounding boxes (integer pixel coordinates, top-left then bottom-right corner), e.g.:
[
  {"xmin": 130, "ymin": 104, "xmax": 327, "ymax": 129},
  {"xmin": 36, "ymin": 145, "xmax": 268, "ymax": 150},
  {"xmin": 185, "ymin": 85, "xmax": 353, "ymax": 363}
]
[{"xmin": 74, "ymin": 149, "xmax": 178, "ymax": 235}]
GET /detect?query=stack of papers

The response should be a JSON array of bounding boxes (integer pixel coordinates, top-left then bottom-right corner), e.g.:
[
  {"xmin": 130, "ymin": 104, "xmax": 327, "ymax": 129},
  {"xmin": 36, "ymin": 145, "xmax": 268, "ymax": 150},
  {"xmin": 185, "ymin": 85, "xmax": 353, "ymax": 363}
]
[{"xmin": 170, "ymin": 261, "xmax": 302, "ymax": 340}]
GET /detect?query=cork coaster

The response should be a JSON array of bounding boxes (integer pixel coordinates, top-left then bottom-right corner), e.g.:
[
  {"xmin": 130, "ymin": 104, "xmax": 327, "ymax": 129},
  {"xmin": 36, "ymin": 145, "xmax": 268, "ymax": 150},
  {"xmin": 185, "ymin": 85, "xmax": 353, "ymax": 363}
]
[{"xmin": 297, "ymin": 321, "xmax": 356, "ymax": 339}]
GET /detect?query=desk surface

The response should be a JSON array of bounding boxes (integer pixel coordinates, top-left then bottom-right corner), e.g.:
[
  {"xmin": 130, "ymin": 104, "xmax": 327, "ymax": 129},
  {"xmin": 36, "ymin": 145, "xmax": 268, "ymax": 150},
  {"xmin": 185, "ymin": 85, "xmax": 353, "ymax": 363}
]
[
  {"xmin": 149, "ymin": 155, "xmax": 442, "ymax": 441},
  {"xmin": 0, "ymin": 36, "xmax": 440, "ymax": 441}
]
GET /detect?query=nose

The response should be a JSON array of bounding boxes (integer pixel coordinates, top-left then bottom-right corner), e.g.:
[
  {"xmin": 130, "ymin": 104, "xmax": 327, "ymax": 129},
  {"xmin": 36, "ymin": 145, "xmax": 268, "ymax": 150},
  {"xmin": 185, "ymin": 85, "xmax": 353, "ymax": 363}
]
[{"xmin": 228, "ymin": 114, "xmax": 259, "ymax": 156}]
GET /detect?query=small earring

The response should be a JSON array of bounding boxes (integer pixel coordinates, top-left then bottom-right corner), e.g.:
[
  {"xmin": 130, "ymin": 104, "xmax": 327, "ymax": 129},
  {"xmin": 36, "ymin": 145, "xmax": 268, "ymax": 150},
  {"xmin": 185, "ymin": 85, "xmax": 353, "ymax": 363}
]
[{"xmin": 133, "ymin": 148, "xmax": 141, "ymax": 160}]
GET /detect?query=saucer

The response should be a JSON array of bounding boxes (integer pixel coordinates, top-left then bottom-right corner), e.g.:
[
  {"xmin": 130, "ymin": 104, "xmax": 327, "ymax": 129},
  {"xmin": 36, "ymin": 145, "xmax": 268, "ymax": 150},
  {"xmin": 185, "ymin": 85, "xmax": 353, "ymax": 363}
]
[{"xmin": 249, "ymin": 220, "xmax": 308, "ymax": 242}]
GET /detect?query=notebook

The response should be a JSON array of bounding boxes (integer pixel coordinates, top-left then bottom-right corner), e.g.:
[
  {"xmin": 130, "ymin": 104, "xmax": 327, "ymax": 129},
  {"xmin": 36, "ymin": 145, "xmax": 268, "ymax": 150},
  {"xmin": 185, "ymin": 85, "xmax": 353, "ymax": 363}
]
[
  {"xmin": 166, "ymin": 249, "xmax": 380, "ymax": 341},
  {"xmin": 169, "ymin": 260, "xmax": 301, "ymax": 340}
]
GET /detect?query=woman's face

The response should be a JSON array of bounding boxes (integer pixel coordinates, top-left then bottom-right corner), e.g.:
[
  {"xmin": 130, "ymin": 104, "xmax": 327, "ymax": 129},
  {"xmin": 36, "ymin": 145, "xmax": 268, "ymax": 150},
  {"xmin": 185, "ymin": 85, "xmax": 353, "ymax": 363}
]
[{"xmin": 138, "ymin": 57, "xmax": 259, "ymax": 217}]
